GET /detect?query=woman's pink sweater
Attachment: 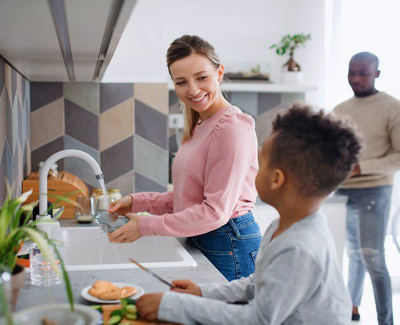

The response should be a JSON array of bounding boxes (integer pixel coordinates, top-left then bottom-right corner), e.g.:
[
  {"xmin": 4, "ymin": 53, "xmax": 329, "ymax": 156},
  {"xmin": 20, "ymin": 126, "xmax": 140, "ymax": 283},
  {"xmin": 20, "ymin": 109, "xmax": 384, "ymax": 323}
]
[{"xmin": 130, "ymin": 106, "xmax": 259, "ymax": 237}]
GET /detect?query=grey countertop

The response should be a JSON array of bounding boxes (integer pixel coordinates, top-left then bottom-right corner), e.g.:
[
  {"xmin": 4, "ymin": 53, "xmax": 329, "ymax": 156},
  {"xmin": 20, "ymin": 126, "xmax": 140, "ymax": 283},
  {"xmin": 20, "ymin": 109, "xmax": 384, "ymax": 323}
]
[{"xmin": 16, "ymin": 220, "xmax": 227, "ymax": 311}]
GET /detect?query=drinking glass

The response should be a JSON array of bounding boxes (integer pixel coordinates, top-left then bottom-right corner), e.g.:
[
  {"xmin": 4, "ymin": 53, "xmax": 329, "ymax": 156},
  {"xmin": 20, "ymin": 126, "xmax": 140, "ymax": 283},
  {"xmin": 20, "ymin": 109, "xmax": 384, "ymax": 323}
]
[
  {"xmin": 74, "ymin": 195, "xmax": 98, "ymax": 223},
  {"xmin": 29, "ymin": 243, "xmax": 63, "ymax": 286}
]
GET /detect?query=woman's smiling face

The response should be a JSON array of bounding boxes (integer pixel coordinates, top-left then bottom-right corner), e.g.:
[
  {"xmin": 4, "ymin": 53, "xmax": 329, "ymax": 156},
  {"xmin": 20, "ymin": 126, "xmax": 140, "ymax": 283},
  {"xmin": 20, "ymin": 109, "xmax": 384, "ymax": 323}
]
[{"xmin": 169, "ymin": 53, "xmax": 224, "ymax": 114}]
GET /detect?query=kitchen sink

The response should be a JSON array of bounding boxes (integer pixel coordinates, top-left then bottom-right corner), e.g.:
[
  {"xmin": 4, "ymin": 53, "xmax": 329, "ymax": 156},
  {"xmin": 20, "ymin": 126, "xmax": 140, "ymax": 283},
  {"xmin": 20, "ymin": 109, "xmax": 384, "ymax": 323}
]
[{"xmin": 60, "ymin": 227, "xmax": 197, "ymax": 271}]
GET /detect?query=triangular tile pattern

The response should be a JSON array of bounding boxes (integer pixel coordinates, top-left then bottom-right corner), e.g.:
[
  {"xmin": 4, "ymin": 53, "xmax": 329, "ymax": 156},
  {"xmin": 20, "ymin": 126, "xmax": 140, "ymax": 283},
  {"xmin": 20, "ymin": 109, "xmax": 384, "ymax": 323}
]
[
  {"xmin": 99, "ymin": 98, "xmax": 134, "ymax": 151},
  {"xmin": 65, "ymin": 99, "xmax": 99, "ymax": 149},
  {"xmin": 135, "ymin": 99, "xmax": 168, "ymax": 150},
  {"xmin": 0, "ymin": 57, "xmax": 30, "ymax": 203},
  {"xmin": 30, "ymin": 97, "xmax": 65, "ymax": 151},
  {"xmin": 100, "ymin": 83, "xmax": 133, "ymax": 114},
  {"xmin": 30, "ymin": 82, "xmax": 62, "ymax": 112},
  {"xmin": 63, "ymin": 82, "xmax": 100, "ymax": 115},
  {"xmin": 134, "ymin": 83, "xmax": 168, "ymax": 115},
  {"xmin": 28, "ymin": 81, "xmax": 169, "ymax": 197}
]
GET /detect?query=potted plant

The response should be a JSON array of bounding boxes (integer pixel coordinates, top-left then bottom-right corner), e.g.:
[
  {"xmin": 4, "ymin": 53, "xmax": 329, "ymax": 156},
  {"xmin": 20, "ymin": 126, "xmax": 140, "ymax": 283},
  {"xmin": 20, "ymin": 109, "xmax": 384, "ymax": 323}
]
[
  {"xmin": 270, "ymin": 33, "xmax": 311, "ymax": 84},
  {"xmin": 0, "ymin": 187, "xmax": 74, "ymax": 324}
]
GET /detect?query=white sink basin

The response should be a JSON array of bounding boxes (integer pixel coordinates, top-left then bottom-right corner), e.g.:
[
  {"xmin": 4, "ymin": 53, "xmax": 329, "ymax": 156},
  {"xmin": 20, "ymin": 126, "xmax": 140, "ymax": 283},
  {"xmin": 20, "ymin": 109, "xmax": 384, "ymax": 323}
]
[{"xmin": 60, "ymin": 227, "xmax": 197, "ymax": 271}]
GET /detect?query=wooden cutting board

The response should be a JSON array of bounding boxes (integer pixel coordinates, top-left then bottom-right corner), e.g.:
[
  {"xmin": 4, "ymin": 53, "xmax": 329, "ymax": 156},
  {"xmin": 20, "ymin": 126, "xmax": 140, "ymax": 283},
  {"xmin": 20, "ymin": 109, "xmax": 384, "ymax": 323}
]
[{"xmin": 102, "ymin": 304, "xmax": 176, "ymax": 324}]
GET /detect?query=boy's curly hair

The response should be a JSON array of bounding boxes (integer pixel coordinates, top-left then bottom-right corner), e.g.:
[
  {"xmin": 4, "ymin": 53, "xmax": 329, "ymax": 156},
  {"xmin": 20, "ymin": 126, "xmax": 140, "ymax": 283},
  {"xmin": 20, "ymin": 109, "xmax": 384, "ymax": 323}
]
[{"xmin": 270, "ymin": 104, "xmax": 362, "ymax": 197}]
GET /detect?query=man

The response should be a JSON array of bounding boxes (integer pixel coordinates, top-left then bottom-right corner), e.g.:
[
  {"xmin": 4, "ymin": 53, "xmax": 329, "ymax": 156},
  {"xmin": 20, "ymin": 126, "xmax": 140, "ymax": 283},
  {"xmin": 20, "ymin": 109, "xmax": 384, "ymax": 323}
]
[{"xmin": 334, "ymin": 52, "xmax": 400, "ymax": 325}]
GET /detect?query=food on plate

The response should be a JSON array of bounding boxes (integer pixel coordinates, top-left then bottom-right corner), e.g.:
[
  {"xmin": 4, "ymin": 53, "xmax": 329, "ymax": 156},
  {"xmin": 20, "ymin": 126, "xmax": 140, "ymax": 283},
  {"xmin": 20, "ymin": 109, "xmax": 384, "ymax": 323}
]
[{"xmin": 88, "ymin": 281, "xmax": 136, "ymax": 300}]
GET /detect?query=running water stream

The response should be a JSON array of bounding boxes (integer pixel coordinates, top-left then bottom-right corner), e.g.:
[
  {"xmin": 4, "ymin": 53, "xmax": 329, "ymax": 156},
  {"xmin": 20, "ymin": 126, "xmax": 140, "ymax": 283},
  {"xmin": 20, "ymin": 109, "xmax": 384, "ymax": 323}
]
[{"xmin": 97, "ymin": 178, "xmax": 123, "ymax": 263}]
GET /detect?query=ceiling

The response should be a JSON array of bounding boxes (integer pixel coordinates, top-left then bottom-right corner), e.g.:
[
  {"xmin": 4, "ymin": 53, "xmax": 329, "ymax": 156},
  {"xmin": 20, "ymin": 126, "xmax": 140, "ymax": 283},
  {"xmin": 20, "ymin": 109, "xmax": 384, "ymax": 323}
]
[{"xmin": 0, "ymin": 0, "xmax": 137, "ymax": 82}]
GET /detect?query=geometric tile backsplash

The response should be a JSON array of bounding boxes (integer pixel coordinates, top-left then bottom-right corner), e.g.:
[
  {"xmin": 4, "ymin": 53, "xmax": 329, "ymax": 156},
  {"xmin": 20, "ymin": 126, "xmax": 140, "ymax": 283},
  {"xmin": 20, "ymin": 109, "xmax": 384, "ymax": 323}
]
[
  {"xmin": 30, "ymin": 82, "xmax": 169, "ymax": 196},
  {"xmin": 0, "ymin": 56, "xmax": 31, "ymax": 205}
]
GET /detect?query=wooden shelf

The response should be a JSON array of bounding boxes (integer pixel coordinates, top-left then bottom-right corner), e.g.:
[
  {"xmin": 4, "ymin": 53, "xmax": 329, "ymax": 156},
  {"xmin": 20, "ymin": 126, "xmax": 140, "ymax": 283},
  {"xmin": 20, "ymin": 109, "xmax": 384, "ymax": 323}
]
[{"xmin": 168, "ymin": 81, "xmax": 317, "ymax": 93}]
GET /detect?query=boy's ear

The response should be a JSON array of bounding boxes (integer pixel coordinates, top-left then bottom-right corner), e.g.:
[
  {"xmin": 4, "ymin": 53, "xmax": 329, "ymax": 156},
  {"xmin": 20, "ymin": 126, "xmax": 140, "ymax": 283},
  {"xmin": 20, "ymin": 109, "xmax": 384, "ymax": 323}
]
[{"xmin": 271, "ymin": 168, "xmax": 285, "ymax": 190}]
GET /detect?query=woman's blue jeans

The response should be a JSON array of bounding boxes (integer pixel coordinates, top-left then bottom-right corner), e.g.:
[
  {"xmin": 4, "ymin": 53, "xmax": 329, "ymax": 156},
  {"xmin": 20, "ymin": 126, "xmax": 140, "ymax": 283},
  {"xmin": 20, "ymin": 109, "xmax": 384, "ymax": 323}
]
[
  {"xmin": 190, "ymin": 211, "xmax": 262, "ymax": 281},
  {"xmin": 337, "ymin": 186, "xmax": 393, "ymax": 325}
]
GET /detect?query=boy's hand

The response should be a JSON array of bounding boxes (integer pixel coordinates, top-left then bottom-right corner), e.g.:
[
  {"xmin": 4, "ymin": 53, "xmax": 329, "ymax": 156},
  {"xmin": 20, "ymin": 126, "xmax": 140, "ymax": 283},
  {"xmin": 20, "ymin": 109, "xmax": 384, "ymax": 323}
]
[
  {"xmin": 136, "ymin": 293, "xmax": 164, "ymax": 321},
  {"xmin": 171, "ymin": 279, "xmax": 202, "ymax": 296}
]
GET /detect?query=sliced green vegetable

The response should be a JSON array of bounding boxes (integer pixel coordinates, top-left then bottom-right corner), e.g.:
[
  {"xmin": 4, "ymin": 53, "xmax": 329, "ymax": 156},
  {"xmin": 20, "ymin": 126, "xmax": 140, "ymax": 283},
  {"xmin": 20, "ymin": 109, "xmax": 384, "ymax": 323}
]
[
  {"xmin": 107, "ymin": 315, "xmax": 122, "ymax": 325},
  {"xmin": 121, "ymin": 297, "xmax": 137, "ymax": 305},
  {"xmin": 91, "ymin": 305, "xmax": 103, "ymax": 313},
  {"xmin": 126, "ymin": 313, "xmax": 138, "ymax": 320},
  {"xmin": 126, "ymin": 305, "xmax": 137, "ymax": 314},
  {"xmin": 111, "ymin": 309, "xmax": 124, "ymax": 317}
]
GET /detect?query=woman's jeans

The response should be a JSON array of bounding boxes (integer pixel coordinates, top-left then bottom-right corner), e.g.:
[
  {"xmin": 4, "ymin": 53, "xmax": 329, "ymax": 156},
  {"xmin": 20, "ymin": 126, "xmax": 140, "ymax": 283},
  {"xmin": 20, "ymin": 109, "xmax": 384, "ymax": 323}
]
[
  {"xmin": 190, "ymin": 211, "xmax": 262, "ymax": 281},
  {"xmin": 337, "ymin": 186, "xmax": 393, "ymax": 325}
]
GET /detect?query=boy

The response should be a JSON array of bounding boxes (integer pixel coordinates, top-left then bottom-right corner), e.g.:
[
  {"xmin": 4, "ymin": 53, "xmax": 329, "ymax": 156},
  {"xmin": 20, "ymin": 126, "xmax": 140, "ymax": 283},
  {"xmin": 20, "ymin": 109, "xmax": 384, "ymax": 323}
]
[{"xmin": 136, "ymin": 105, "xmax": 360, "ymax": 324}]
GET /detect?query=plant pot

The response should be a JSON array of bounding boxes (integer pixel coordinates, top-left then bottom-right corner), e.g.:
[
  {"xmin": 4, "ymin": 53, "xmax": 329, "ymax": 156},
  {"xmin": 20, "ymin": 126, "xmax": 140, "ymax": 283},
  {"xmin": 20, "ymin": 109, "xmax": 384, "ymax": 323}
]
[
  {"xmin": 11, "ymin": 264, "xmax": 25, "ymax": 311},
  {"xmin": 282, "ymin": 71, "xmax": 304, "ymax": 85}
]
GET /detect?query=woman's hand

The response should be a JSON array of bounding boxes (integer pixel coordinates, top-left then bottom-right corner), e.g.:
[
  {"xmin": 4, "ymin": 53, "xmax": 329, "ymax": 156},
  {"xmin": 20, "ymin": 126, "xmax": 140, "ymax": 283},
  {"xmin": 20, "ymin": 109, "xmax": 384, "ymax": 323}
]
[
  {"xmin": 136, "ymin": 293, "xmax": 164, "ymax": 321},
  {"xmin": 171, "ymin": 279, "xmax": 202, "ymax": 296},
  {"xmin": 107, "ymin": 213, "xmax": 142, "ymax": 243},
  {"xmin": 108, "ymin": 195, "xmax": 132, "ymax": 216}
]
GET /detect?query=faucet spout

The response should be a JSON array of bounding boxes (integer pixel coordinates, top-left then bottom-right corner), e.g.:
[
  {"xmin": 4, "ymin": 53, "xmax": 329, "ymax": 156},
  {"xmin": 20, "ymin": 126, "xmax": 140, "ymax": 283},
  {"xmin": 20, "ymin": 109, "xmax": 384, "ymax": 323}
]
[{"xmin": 39, "ymin": 149, "xmax": 104, "ymax": 217}]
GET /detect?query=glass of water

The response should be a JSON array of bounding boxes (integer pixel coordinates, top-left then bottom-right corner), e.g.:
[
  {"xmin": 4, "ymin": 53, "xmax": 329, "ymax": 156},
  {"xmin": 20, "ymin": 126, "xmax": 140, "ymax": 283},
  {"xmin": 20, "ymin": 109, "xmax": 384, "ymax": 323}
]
[{"xmin": 29, "ymin": 243, "xmax": 63, "ymax": 286}]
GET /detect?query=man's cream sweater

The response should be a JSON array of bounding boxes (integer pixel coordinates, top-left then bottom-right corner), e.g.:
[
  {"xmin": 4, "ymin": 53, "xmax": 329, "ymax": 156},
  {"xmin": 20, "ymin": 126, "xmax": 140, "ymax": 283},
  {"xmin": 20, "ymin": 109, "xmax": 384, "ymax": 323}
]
[{"xmin": 333, "ymin": 91, "xmax": 400, "ymax": 189}]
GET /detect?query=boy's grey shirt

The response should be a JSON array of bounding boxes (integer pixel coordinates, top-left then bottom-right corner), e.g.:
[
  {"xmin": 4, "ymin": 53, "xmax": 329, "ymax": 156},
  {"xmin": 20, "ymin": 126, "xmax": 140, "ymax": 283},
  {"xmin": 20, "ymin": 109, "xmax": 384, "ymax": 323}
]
[{"xmin": 159, "ymin": 211, "xmax": 352, "ymax": 324}]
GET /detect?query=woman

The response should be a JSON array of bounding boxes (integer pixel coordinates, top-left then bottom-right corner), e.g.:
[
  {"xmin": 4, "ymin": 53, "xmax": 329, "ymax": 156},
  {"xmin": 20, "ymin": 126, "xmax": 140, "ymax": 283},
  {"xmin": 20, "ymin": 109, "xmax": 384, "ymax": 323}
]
[{"xmin": 108, "ymin": 35, "xmax": 261, "ymax": 281}]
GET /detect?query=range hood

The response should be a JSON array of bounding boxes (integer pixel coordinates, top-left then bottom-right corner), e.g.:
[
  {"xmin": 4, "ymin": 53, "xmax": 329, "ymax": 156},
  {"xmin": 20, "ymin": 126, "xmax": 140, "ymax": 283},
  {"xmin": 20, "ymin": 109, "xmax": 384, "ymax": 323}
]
[{"xmin": 0, "ymin": 0, "xmax": 137, "ymax": 82}]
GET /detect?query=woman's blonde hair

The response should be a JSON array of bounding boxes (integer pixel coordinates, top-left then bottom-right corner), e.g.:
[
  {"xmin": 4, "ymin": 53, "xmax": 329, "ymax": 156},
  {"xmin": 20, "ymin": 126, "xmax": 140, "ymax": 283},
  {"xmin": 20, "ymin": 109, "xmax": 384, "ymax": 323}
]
[{"xmin": 167, "ymin": 35, "xmax": 221, "ymax": 142}]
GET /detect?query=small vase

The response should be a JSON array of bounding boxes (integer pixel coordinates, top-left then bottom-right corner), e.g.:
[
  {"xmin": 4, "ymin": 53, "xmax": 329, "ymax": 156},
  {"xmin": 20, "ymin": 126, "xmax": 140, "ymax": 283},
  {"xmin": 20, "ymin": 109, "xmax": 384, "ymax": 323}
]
[
  {"xmin": 282, "ymin": 71, "xmax": 304, "ymax": 85},
  {"xmin": 11, "ymin": 264, "xmax": 25, "ymax": 311}
]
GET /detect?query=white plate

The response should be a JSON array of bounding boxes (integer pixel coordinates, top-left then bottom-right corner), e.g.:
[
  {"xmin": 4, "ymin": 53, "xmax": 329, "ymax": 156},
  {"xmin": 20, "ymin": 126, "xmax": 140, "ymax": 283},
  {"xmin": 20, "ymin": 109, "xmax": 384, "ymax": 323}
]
[
  {"xmin": 12, "ymin": 303, "xmax": 101, "ymax": 325},
  {"xmin": 81, "ymin": 282, "xmax": 144, "ymax": 304}
]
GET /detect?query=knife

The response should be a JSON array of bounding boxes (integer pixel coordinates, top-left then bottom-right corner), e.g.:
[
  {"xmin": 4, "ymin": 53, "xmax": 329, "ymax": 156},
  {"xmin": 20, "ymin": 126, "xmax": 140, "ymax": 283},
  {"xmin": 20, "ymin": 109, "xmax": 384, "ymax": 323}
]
[{"xmin": 129, "ymin": 258, "xmax": 176, "ymax": 289}]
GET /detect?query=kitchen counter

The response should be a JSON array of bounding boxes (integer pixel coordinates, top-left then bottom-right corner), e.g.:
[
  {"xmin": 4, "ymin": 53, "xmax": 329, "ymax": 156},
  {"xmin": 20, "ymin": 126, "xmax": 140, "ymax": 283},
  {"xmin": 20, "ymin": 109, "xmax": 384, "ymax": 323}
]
[{"xmin": 15, "ymin": 220, "xmax": 228, "ymax": 311}]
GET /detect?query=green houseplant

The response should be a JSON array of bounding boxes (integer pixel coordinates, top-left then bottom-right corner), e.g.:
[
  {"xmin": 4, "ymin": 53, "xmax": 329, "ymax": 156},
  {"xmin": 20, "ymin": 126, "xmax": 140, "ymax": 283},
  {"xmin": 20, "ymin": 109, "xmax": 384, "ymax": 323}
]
[
  {"xmin": 270, "ymin": 33, "xmax": 311, "ymax": 72},
  {"xmin": 0, "ymin": 186, "xmax": 74, "ymax": 324}
]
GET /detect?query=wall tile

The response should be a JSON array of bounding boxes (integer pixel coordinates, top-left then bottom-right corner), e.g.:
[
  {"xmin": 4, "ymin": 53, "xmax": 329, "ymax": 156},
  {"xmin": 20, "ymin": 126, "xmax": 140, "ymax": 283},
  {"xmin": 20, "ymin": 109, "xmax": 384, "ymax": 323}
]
[
  {"xmin": 134, "ymin": 83, "xmax": 168, "ymax": 115},
  {"xmin": 4, "ymin": 141, "xmax": 12, "ymax": 195},
  {"xmin": 31, "ymin": 136, "xmax": 64, "ymax": 173},
  {"xmin": 135, "ymin": 172, "xmax": 166, "ymax": 193},
  {"xmin": 5, "ymin": 64, "xmax": 12, "ymax": 107},
  {"xmin": 99, "ymin": 98, "xmax": 134, "ymax": 151},
  {"xmin": 63, "ymin": 82, "xmax": 100, "ymax": 115},
  {"xmin": 134, "ymin": 135, "xmax": 168, "ymax": 187},
  {"xmin": 0, "ymin": 88, "xmax": 6, "ymax": 162},
  {"xmin": 11, "ymin": 68, "xmax": 17, "ymax": 107},
  {"xmin": 64, "ymin": 135, "xmax": 100, "ymax": 187},
  {"xmin": 31, "ymin": 98, "xmax": 65, "ymax": 151},
  {"xmin": 11, "ymin": 96, "xmax": 19, "ymax": 157},
  {"xmin": 0, "ymin": 58, "xmax": 4, "ymax": 94},
  {"xmin": 21, "ymin": 95, "xmax": 28, "ymax": 152},
  {"xmin": 135, "ymin": 99, "xmax": 168, "ymax": 150},
  {"xmin": 100, "ymin": 83, "xmax": 133, "ymax": 113},
  {"xmin": 0, "ymin": 142, "xmax": 12, "ymax": 205},
  {"xmin": 100, "ymin": 136, "xmax": 134, "ymax": 183},
  {"xmin": 18, "ymin": 98, "xmax": 22, "ymax": 151},
  {"xmin": 106, "ymin": 171, "xmax": 135, "ymax": 197},
  {"xmin": 31, "ymin": 82, "xmax": 62, "ymax": 112},
  {"xmin": 5, "ymin": 91, "xmax": 12, "ymax": 157},
  {"xmin": 65, "ymin": 99, "xmax": 98, "ymax": 149},
  {"xmin": 24, "ymin": 139, "xmax": 31, "ymax": 178}
]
